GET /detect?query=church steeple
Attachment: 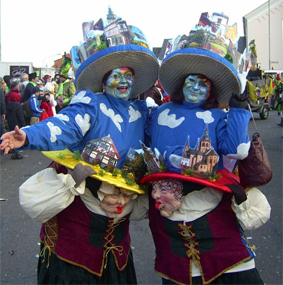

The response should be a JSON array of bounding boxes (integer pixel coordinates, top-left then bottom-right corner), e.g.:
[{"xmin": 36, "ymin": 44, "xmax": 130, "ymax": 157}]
[
  {"xmin": 201, "ymin": 124, "xmax": 210, "ymax": 142},
  {"xmin": 107, "ymin": 6, "xmax": 117, "ymax": 24},
  {"xmin": 200, "ymin": 124, "xmax": 211, "ymax": 152}
]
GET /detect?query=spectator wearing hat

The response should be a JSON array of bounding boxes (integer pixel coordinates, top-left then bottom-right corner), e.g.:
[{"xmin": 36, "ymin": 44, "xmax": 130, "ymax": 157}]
[
  {"xmin": 36, "ymin": 79, "xmax": 44, "ymax": 91},
  {"xmin": 54, "ymin": 72, "xmax": 60, "ymax": 84},
  {"xmin": 43, "ymin": 74, "xmax": 52, "ymax": 86},
  {"xmin": 22, "ymin": 72, "xmax": 39, "ymax": 102},
  {"xmin": 29, "ymin": 86, "xmax": 45, "ymax": 125}
]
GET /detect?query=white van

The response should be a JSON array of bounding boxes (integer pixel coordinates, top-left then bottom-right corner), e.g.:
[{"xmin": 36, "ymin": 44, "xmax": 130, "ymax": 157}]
[{"xmin": 263, "ymin": 70, "xmax": 283, "ymax": 78}]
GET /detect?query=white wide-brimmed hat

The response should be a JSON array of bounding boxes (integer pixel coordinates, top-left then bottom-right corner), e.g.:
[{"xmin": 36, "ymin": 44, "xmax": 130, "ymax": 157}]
[
  {"xmin": 75, "ymin": 44, "xmax": 159, "ymax": 97},
  {"xmin": 159, "ymin": 47, "xmax": 241, "ymax": 109}
]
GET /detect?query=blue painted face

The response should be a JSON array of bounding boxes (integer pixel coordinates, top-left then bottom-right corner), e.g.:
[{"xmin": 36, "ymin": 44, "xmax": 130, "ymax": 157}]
[
  {"xmin": 183, "ymin": 74, "xmax": 211, "ymax": 103},
  {"xmin": 105, "ymin": 67, "xmax": 134, "ymax": 101}
]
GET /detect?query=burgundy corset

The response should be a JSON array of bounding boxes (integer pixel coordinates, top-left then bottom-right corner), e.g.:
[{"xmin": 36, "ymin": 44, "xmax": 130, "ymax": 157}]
[
  {"xmin": 149, "ymin": 193, "xmax": 251, "ymax": 284},
  {"xmin": 40, "ymin": 196, "xmax": 131, "ymax": 276}
]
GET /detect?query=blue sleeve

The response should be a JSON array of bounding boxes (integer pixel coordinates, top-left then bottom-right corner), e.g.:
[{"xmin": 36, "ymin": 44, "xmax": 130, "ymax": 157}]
[
  {"xmin": 217, "ymin": 108, "xmax": 251, "ymax": 159},
  {"xmin": 22, "ymin": 90, "xmax": 98, "ymax": 151},
  {"xmin": 30, "ymin": 97, "xmax": 44, "ymax": 113},
  {"xmin": 145, "ymin": 106, "xmax": 158, "ymax": 146},
  {"xmin": 163, "ymin": 145, "xmax": 184, "ymax": 173}
]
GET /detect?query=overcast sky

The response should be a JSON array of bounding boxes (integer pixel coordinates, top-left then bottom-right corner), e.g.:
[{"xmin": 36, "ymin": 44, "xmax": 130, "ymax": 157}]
[{"xmin": 1, "ymin": 0, "xmax": 267, "ymax": 67}]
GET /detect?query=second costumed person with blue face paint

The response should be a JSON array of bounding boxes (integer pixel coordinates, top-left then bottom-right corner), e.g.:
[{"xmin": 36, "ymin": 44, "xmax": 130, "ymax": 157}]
[{"xmin": 144, "ymin": 11, "xmax": 271, "ymax": 285}]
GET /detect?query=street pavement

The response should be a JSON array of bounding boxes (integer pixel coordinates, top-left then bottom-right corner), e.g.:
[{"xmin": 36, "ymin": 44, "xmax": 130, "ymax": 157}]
[{"xmin": 0, "ymin": 110, "xmax": 282, "ymax": 285}]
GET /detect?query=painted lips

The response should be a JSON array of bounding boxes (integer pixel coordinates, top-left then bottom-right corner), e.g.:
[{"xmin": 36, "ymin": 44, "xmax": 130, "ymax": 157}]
[
  {"xmin": 117, "ymin": 87, "xmax": 128, "ymax": 93},
  {"xmin": 155, "ymin": 201, "xmax": 162, "ymax": 209},
  {"xmin": 116, "ymin": 205, "xmax": 123, "ymax": 214}
]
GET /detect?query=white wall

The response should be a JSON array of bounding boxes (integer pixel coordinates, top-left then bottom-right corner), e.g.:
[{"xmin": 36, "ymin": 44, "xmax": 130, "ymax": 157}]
[{"xmin": 245, "ymin": 0, "xmax": 283, "ymax": 70}]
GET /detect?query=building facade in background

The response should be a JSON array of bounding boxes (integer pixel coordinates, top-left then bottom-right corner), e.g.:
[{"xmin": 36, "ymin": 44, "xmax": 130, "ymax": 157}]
[{"xmin": 245, "ymin": 0, "xmax": 283, "ymax": 70}]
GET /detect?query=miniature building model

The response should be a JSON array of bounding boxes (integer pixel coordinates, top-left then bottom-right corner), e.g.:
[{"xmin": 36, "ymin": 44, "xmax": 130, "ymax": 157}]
[
  {"xmin": 104, "ymin": 7, "xmax": 133, "ymax": 47},
  {"xmin": 141, "ymin": 142, "xmax": 162, "ymax": 173},
  {"xmin": 181, "ymin": 126, "xmax": 218, "ymax": 177},
  {"xmin": 81, "ymin": 136, "xmax": 120, "ymax": 170}
]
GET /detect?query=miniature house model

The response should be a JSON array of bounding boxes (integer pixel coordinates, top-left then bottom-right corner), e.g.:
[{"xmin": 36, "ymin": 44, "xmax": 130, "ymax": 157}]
[
  {"xmin": 81, "ymin": 136, "xmax": 120, "ymax": 170},
  {"xmin": 141, "ymin": 142, "xmax": 162, "ymax": 173}
]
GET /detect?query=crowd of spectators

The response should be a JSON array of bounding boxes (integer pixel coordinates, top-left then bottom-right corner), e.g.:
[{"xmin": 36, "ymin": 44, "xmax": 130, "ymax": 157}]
[{"xmin": 0, "ymin": 71, "xmax": 77, "ymax": 159}]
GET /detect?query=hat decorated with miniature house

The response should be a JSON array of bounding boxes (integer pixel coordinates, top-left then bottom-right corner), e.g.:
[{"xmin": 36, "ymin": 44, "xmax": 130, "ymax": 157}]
[
  {"xmin": 42, "ymin": 136, "xmax": 146, "ymax": 195},
  {"xmin": 139, "ymin": 132, "xmax": 241, "ymax": 194},
  {"xmin": 159, "ymin": 12, "xmax": 245, "ymax": 109},
  {"xmin": 71, "ymin": 7, "xmax": 159, "ymax": 97}
]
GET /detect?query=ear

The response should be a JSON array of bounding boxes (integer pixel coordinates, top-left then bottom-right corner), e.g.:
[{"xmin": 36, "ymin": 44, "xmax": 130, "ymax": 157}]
[{"xmin": 102, "ymin": 82, "xmax": 106, "ymax": 92}]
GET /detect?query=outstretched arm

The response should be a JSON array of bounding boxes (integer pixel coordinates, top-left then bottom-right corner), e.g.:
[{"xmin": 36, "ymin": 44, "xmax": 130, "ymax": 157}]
[{"xmin": 0, "ymin": 126, "xmax": 28, "ymax": 154}]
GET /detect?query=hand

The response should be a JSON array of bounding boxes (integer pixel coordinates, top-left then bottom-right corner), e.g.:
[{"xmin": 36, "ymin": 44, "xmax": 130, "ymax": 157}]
[
  {"xmin": 226, "ymin": 184, "xmax": 247, "ymax": 205},
  {"xmin": 229, "ymin": 92, "xmax": 249, "ymax": 109},
  {"xmin": 70, "ymin": 163, "xmax": 97, "ymax": 187},
  {"xmin": 0, "ymin": 126, "xmax": 28, "ymax": 154}
]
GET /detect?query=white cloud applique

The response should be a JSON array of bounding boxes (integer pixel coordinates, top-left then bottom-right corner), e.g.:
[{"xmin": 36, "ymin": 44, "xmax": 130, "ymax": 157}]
[
  {"xmin": 196, "ymin": 110, "xmax": 215, "ymax": 124},
  {"xmin": 226, "ymin": 142, "xmax": 251, "ymax": 160},
  {"xmin": 70, "ymin": 91, "xmax": 91, "ymax": 105},
  {"xmin": 100, "ymin": 103, "xmax": 123, "ymax": 132},
  {"xmin": 129, "ymin": 106, "xmax": 141, "ymax": 123},
  {"xmin": 75, "ymin": 114, "xmax": 91, "ymax": 136},
  {"xmin": 158, "ymin": 109, "xmax": 185, "ymax": 128},
  {"xmin": 55, "ymin": 114, "xmax": 69, "ymax": 125},
  {"xmin": 47, "ymin": 122, "xmax": 62, "ymax": 143}
]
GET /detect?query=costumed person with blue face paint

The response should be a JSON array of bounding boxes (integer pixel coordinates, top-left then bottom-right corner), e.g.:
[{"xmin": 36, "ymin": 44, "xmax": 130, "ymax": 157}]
[
  {"xmin": 0, "ymin": 14, "xmax": 159, "ymax": 167},
  {"xmin": 144, "ymin": 12, "xmax": 271, "ymax": 285},
  {"xmin": 147, "ymin": 18, "xmax": 250, "ymax": 174},
  {"xmin": 1, "ymin": 10, "xmax": 159, "ymax": 284}
]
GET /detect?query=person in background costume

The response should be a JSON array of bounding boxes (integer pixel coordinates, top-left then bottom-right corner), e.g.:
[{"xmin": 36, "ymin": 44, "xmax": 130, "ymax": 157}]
[
  {"xmin": 1, "ymin": 10, "xmax": 159, "ymax": 284},
  {"xmin": 55, "ymin": 56, "xmax": 77, "ymax": 112}
]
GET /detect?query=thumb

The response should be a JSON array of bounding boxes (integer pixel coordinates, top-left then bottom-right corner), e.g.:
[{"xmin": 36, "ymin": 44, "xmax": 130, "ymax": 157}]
[{"xmin": 15, "ymin": 125, "xmax": 20, "ymax": 133}]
